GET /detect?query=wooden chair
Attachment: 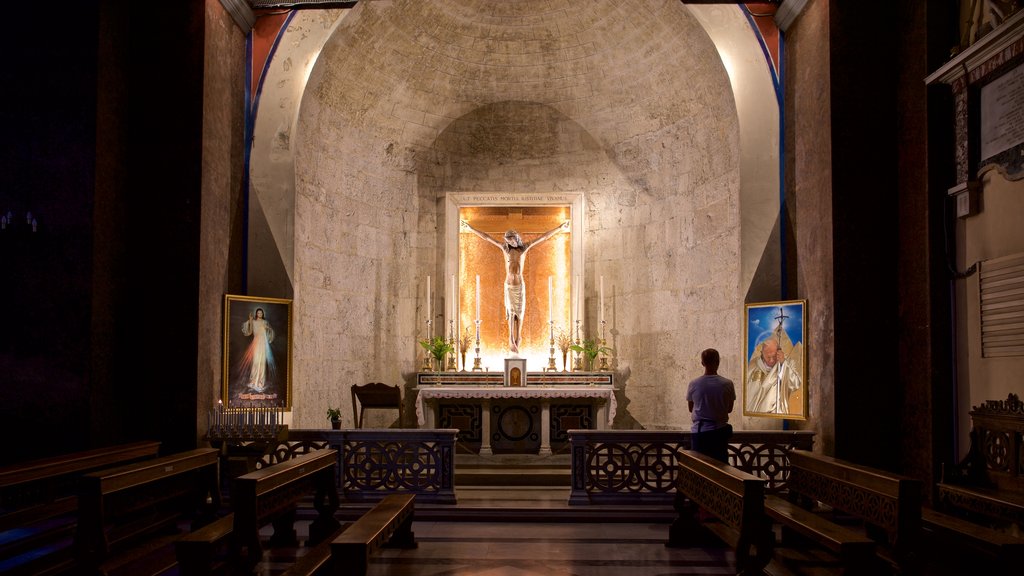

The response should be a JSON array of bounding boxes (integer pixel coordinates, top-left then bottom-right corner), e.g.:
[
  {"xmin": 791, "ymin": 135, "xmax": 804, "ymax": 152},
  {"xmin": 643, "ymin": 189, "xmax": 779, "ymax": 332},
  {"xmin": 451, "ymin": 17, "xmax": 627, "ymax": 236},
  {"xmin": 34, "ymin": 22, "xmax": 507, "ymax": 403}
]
[{"xmin": 351, "ymin": 383, "xmax": 403, "ymax": 428}]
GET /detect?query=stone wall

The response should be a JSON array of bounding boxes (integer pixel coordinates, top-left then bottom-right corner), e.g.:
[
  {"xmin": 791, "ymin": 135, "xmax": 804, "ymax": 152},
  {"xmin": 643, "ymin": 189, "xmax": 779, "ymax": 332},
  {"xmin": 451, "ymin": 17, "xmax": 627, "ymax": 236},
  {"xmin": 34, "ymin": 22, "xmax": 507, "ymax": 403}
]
[{"xmin": 292, "ymin": 0, "xmax": 742, "ymax": 430}]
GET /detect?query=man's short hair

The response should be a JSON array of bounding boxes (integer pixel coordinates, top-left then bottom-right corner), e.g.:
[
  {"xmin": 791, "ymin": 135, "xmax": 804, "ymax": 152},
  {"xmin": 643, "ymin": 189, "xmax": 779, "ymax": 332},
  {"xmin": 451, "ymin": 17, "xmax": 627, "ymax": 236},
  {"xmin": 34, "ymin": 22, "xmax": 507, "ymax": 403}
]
[{"xmin": 701, "ymin": 348, "xmax": 720, "ymax": 366}]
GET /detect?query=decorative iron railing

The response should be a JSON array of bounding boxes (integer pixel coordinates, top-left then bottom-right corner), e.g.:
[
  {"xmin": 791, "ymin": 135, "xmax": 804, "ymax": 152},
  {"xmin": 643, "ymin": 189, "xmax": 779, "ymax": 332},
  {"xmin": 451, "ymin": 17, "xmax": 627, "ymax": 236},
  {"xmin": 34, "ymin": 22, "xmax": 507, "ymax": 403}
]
[
  {"xmin": 568, "ymin": 429, "xmax": 815, "ymax": 505},
  {"xmin": 271, "ymin": 428, "xmax": 459, "ymax": 504}
]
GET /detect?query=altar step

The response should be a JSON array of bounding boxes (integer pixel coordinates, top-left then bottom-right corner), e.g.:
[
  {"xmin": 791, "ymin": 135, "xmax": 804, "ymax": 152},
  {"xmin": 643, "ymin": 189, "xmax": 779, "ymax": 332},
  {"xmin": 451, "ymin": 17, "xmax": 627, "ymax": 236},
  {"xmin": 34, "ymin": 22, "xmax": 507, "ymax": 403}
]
[
  {"xmin": 455, "ymin": 465, "xmax": 570, "ymax": 486},
  {"xmin": 337, "ymin": 486, "xmax": 677, "ymax": 524},
  {"xmin": 453, "ymin": 453, "xmax": 572, "ymax": 487}
]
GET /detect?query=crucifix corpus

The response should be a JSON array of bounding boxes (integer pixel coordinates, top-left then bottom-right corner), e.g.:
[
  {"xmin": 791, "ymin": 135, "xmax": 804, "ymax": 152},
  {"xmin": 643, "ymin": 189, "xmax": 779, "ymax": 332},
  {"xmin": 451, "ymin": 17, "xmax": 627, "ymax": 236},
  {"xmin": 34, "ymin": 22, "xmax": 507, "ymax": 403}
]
[{"xmin": 461, "ymin": 218, "xmax": 570, "ymax": 356}]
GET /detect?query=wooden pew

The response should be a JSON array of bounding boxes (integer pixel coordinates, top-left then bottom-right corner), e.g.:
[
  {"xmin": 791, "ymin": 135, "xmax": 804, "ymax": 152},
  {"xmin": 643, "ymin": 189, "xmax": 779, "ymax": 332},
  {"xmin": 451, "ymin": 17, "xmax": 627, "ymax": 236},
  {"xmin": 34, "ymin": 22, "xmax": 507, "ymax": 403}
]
[
  {"xmin": 74, "ymin": 447, "xmax": 220, "ymax": 575},
  {"xmin": 280, "ymin": 495, "xmax": 417, "ymax": 576},
  {"xmin": 668, "ymin": 450, "xmax": 773, "ymax": 575},
  {"xmin": 175, "ymin": 448, "xmax": 340, "ymax": 575},
  {"xmin": 768, "ymin": 449, "xmax": 920, "ymax": 573},
  {"xmin": 921, "ymin": 506, "xmax": 1024, "ymax": 572},
  {"xmin": 330, "ymin": 493, "xmax": 416, "ymax": 576},
  {"xmin": 0, "ymin": 441, "xmax": 161, "ymax": 575},
  {"xmin": 937, "ymin": 394, "xmax": 1024, "ymax": 528}
]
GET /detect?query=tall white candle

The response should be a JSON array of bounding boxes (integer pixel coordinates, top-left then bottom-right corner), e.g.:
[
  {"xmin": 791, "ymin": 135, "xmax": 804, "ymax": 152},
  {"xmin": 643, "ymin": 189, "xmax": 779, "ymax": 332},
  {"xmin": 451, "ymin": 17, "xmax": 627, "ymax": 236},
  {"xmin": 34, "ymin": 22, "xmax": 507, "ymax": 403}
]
[
  {"xmin": 548, "ymin": 276, "xmax": 553, "ymax": 323},
  {"xmin": 476, "ymin": 275, "xmax": 481, "ymax": 322},
  {"xmin": 600, "ymin": 275, "xmax": 605, "ymax": 324},
  {"xmin": 575, "ymin": 275, "xmax": 581, "ymax": 328},
  {"xmin": 427, "ymin": 275, "xmax": 431, "ymax": 335},
  {"xmin": 450, "ymin": 274, "xmax": 455, "ymax": 323}
]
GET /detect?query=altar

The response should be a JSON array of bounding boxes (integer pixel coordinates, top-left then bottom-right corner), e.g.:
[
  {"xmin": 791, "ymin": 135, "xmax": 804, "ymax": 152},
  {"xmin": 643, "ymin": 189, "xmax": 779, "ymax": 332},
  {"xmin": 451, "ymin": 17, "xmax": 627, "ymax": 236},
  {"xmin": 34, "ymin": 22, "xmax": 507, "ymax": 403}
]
[{"xmin": 415, "ymin": 373, "xmax": 615, "ymax": 456}]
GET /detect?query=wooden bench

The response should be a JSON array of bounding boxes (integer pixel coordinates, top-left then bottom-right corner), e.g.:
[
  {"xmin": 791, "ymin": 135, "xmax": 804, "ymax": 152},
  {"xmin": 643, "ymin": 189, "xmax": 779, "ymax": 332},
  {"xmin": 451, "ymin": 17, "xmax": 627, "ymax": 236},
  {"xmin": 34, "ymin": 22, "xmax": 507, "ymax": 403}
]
[
  {"xmin": 668, "ymin": 449, "xmax": 773, "ymax": 575},
  {"xmin": 175, "ymin": 448, "xmax": 340, "ymax": 575},
  {"xmin": 769, "ymin": 449, "xmax": 920, "ymax": 573},
  {"xmin": 329, "ymin": 493, "xmax": 416, "ymax": 576},
  {"xmin": 937, "ymin": 393, "xmax": 1024, "ymax": 529},
  {"xmin": 0, "ymin": 441, "xmax": 161, "ymax": 575},
  {"xmin": 74, "ymin": 447, "xmax": 219, "ymax": 575},
  {"xmin": 921, "ymin": 506, "xmax": 1024, "ymax": 572}
]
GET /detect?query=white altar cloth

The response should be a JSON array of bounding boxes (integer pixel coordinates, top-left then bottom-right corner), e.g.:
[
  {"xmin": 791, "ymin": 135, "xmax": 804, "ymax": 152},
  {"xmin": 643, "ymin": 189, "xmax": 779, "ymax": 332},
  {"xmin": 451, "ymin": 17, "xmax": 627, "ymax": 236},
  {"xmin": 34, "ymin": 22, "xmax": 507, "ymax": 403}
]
[{"xmin": 414, "ymin": 385, "xmax": 617, "ymax": 427}]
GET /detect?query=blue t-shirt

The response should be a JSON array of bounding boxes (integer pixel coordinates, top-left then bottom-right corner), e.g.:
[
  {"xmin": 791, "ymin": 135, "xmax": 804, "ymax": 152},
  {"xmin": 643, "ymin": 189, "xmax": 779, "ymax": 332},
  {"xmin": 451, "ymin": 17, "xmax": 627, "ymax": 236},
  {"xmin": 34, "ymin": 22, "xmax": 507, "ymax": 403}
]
[{"xmin": 685, "ymin": 374, "xmax": 736, "ymax": 432}]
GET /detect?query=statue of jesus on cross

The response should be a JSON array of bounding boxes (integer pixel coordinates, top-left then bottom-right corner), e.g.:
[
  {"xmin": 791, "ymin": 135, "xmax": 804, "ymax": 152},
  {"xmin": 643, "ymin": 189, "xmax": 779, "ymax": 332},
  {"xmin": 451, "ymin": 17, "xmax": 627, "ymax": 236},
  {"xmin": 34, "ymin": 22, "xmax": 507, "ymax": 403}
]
[{"xmin": 461, "ymin": 218, "xmax": 570, "ymax": 356}]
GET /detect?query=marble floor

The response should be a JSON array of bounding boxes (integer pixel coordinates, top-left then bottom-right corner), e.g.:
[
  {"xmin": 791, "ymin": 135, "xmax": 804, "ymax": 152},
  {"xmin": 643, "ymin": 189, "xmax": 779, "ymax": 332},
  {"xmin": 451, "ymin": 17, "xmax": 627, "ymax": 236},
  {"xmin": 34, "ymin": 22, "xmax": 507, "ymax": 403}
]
[
  {"xmin": 113, "ymin": 481, "xmax": 986, "ymax": 576},
  {"xmin": 259, "ymin": 520, "xmax": 737, "ymax": 576}
]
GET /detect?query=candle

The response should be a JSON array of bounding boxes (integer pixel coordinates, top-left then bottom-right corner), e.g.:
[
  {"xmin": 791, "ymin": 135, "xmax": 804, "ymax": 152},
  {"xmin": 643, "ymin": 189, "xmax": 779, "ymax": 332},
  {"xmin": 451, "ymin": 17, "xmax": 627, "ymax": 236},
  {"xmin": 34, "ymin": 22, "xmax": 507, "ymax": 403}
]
[
  {"xmin": 476, "ymin": 275, "xmax": 481, "ymax": 322},
  {"xmin": 450, "ymin": 274, "xmax": 456, "ymax": 322},
  {"xmin": 600, "ymin": 275, "xmax": 605, "ymax": 324},
  {"xmin": 427, "ymin": 275, "xmax": 432, "ymax": 326},
  {"xmin": 548, "ymin": 276, "xmax": 553, "ymax": 323},
  {"xmin": 575, "ymin": 275, "xmax": 581, "ymax": 329}
]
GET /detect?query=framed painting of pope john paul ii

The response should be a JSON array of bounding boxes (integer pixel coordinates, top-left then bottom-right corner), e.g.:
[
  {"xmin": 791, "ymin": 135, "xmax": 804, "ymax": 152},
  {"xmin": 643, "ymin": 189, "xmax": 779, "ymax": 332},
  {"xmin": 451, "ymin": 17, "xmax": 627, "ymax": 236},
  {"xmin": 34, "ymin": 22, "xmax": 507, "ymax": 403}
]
[
  {"xmin": 222, "ymin": 294, "xmax": 292, "ymax": 410},
  {"xmin": 742, "ymin": 300, "xmax": 807, "ymax": 420}
]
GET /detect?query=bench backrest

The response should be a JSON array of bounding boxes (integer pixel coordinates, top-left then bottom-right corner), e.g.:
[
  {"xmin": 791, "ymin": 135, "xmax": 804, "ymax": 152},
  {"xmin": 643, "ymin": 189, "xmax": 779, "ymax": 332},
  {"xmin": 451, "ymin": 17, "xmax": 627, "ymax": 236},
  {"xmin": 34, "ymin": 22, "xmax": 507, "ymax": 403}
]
[
  {"xmin": 676, "ymin": 449, "xmax": 765, "ymax": 530},
  {"xmin": 0, "ymin": 441, "xmax": 161, "ymax": 489},
  {"xmin": 76, "ymin": 447, "xmax": 220, "ymax": 561},
  {"xmin": 0, "ymin": 441, "xmax": 162, "ymax": 534},
  {"xmin": 787, "ymin": 449, "xmax": 921, "ymax": 545},
  {"xmin": 232, "ymin": 448, "xmax": 338, "ymax": 530},
  {"xmin": 81, "ymin": 447, "xmax": 219, "ymax": 496}
]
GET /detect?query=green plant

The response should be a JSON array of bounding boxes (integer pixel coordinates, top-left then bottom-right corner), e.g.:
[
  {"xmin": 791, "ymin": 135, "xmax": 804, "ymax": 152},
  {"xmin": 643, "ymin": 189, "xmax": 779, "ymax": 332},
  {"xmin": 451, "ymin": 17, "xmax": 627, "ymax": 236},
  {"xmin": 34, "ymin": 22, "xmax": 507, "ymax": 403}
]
[
  {"xmin": 570, "ymin": 338, "xmax": 613, "ymax": 363},
  {"xmin": 327, "ymin": 407, "xmax": 342, "ymax": 421},
  {"xmin": 419, "ymin": 335, "xmax": 454, "ymax": 363}
]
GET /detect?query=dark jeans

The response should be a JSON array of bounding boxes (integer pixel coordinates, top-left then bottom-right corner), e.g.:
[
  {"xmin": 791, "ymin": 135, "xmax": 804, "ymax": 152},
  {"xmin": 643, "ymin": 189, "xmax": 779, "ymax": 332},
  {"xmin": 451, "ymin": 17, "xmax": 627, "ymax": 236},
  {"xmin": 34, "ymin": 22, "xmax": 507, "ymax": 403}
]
[{"xmin": 691, "ymin": 423, "xmax": 732, "ymax": 463}]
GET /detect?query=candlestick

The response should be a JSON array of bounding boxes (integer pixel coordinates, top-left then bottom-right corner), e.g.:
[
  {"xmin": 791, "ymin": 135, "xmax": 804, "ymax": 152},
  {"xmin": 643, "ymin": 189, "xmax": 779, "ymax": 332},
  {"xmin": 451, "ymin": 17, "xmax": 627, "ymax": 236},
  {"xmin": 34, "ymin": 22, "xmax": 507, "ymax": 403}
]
[
  {"xmin": 573, "ymin": 319, "xmax": 583, "ymax": 371},
  {"xmin": 599, "ymin": 319, "xmax": 610, "ymax": 371},
  {"xmin": 545, "ymin": 319, "xmax": 557, "ymax": 371},
  {"xmin": 422, "ymin": 319, "xmax": 433, "ymax": 371},
  {"xmin": 472, "ymin": 319, "xmax": 483, "ymax": 371}
]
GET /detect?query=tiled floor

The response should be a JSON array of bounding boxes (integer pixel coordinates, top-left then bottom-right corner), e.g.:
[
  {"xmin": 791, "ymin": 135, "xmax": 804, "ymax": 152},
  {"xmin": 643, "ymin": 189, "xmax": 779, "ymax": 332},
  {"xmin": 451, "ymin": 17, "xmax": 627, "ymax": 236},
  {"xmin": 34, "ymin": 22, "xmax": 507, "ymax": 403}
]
[{"xmin": 259, "ymin": 520, "xmax": 736, "ymax": 576}]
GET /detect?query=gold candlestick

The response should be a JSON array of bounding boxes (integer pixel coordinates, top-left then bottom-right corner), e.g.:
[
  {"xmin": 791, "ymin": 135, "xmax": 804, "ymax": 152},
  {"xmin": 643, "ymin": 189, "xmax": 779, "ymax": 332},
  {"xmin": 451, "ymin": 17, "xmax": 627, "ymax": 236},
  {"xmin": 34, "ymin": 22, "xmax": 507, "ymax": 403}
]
[
  {"xmin": 422, "ymin": 319, "xmax": 433, "ymax": 371},
  {"xmin": 545, "ymin": 320, "xmax": 557, "ymax": 371},
  {"xmin": 599, "ymin": 319, "xmax": 610, "ymax": 371},
  {"xmin": 472, "ymin": 320, "xmax": 483, "ymax": 371},
  {"xmin": 446, "ymin": 320, "xmax": 458, "ymax": 371},
  {"xmin": 572, "ymin": 319, "xmax": 583, "ymax": 371}
]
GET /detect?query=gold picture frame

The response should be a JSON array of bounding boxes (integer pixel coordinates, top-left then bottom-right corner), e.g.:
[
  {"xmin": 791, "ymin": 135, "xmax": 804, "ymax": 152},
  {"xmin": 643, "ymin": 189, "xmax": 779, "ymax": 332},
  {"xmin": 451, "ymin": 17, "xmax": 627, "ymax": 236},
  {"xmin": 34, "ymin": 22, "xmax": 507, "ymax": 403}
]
[
  {"xmin": 742, "ymin": 299, "xmax": 807, "ymax": 420},
  {"xmin": 222, "ymin": 294, "xmax": 292, "ymax": 409}
]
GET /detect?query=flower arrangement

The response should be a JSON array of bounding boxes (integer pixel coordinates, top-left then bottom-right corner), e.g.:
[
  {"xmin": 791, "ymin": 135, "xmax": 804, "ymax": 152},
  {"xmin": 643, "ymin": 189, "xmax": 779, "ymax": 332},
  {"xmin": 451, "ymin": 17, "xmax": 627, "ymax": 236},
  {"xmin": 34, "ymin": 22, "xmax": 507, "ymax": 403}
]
[
  {"xmin": 570, "ymin": 338, "xmax": 613, "ymax": 370},
  {"xmin": 459, "ymin": 326, "xmax": 473, "ymax": 355},
  {"xmin": 557, "ymin": 328, "xmax": 574, "ymax": 371},
  {"xmin": 420, "ymin": 335, "xmax": 455, "ymax": 365}
]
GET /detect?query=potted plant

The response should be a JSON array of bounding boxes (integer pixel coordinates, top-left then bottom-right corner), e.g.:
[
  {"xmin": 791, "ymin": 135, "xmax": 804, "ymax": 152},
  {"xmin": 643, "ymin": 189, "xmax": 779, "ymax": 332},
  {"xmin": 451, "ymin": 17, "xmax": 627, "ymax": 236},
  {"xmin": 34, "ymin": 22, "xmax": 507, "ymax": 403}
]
[
  {"xmin": 419, "ymin": 335, "xmax": 454, "ymax": 372},
  {"xmin": 327, "ymin": 407, "xmax": 342, "ymax": 430},
  {"xmin": 570, "ymin": 338, "xmax": 613, "ymax": 371}
]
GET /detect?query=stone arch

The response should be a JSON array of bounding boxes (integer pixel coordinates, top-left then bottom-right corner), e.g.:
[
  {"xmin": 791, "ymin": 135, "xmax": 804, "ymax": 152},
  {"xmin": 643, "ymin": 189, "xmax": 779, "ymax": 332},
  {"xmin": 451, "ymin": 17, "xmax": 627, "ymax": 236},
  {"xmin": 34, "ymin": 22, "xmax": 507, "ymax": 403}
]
[{"xmin": 262, "ymin": 1, "xmax": 768, "ymax": 430}]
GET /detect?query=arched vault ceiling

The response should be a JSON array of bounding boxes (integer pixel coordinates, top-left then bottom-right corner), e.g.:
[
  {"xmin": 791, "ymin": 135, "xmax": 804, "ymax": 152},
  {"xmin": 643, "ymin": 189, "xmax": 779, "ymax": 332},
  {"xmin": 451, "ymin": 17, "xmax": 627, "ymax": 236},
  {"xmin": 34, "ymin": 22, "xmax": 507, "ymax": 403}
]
[{"xmin": 308, "ymin": 0, "xmax": 732, "ymax": 151}]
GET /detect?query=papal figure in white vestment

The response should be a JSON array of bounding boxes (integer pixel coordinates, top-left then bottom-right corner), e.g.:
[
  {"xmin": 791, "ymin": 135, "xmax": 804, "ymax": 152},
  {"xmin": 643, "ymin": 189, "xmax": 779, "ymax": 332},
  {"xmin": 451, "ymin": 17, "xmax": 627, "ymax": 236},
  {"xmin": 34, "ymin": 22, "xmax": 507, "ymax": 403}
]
[
  {"xmin": 462, "ymin": 219, "xmax": 570, "ymax": 355},
  {"xmin": 239, "ymin": 307, "xmax": 276, "ymax": 392},
  {"xmin": 746, "ymin": 335, "xmax": 802, "ymax": 414}
]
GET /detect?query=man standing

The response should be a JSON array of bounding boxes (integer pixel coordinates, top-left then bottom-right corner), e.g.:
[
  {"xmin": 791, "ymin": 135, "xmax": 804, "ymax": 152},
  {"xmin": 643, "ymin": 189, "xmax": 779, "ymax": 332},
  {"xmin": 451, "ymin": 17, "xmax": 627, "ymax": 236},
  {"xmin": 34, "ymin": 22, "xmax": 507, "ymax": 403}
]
[
  {"xmin": 686, "ymin": 348, "xmax": 735, "ymax": 463},
  {"xmin": 461, "ymin": 218, "xmax": 570, "ymax": 355}
]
